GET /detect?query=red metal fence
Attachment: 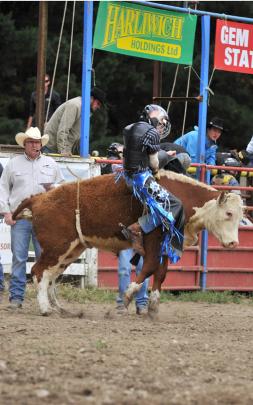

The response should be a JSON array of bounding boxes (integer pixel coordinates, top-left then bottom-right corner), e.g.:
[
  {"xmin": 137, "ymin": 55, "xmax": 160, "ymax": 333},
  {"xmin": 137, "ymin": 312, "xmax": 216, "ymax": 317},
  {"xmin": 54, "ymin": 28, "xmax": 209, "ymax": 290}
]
[{"xmin": 96, "ymin": 162, "xmax": 253, "ymax": 291}]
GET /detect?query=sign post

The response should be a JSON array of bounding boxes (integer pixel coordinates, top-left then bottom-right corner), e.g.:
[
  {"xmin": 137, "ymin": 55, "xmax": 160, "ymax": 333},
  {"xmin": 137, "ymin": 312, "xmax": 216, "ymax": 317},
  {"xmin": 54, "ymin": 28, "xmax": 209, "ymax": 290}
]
[
  {"xmin": 80, "ymin": 1, "xmax": 93, "ymax": 158},
  {"xmin": 197, "ymin": 15, "xmax": 211, "ymax": 291}
]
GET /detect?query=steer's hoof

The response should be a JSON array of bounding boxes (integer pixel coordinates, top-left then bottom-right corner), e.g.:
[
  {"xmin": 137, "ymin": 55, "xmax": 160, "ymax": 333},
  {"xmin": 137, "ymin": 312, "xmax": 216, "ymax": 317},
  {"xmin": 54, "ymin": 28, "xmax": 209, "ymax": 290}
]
[
  {"xmin": 123, "ymin": 293, "xmax": 132, "ymax": 308},
  {"xmin": 41, "ymin": 310, "xmax": 50, "ymax": 316},
  {"xmin": 148, "ymin": 305, "xmax": 159, "ymax": 320},
  {"xmin": 148, "ymin": 290, "xmax": 160, "ymax": 319},
  {"xmin": 40, "ymin": 306, "xmax": 53, "ymax": 316}
]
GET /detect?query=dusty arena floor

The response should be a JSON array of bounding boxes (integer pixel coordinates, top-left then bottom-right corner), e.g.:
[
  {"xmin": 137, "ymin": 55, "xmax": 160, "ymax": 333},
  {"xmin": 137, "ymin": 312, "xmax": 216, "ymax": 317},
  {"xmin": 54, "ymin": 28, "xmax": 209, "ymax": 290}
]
[{"xmin": 1, "ymin": 293, "xmax": 253, "ymax": 405}]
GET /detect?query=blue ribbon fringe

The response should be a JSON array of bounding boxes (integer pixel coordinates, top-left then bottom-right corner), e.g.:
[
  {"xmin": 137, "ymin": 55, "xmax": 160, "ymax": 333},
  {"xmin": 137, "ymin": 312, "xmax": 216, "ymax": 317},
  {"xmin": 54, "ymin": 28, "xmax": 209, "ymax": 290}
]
[{"xmin": 116, "ymin": 170, "xmax": 183, "ymax": 264}]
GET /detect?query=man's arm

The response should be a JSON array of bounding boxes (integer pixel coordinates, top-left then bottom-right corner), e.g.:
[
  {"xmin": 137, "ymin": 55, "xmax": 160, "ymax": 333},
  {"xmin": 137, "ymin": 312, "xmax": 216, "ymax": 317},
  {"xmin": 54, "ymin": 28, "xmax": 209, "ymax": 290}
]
[
  {"xmin": 149, "ymin": 152, "xmax": 159, "ymax": 172},
  {"xmin": 206, "ymin": 145, "xmax": 217, "ymax": 165},
  {"xmin": 0, "ymin": 164, "xmax": 16, "ymax": 225},
  {"xmin": 174, "ymin": 134, "xmax": 187, "ymax": 148},
  {"xmin": 143, "ymin": 127, "xmax": 160, "ymax": 177}
]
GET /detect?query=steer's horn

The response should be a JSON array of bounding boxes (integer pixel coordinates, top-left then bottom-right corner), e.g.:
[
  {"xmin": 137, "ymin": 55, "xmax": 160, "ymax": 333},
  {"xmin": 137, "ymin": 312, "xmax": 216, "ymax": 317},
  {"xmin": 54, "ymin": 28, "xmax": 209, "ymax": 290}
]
[{"xmin": 217, "ymin": 191, "xmax": 228, "ymax": 205}]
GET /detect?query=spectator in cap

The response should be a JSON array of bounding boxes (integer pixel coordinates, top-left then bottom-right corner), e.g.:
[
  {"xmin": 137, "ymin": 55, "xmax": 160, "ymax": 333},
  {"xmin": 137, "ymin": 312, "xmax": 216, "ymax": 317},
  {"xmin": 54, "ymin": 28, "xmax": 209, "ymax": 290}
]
[
  {"xmin": 43, "ymin": 87, "xmax": 106, "ymax": 155},
  {"xmin": 174, "ymin": 116, "xmax": 225, "ymax": 165}
]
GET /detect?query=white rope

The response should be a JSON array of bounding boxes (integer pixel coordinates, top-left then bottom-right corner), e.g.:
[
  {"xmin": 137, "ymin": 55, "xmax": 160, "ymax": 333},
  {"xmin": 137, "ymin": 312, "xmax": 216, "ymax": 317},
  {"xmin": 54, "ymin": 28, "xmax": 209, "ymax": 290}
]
[
  {"xmin": 182, "ymin": 66, "xmax": 192, "ymax": 135},
  {"xmin": 66, "ymin": 0, "xmax": 76, "ymax": 102},
  {"xmin": 190, "ymin": 65, "xmax": 214, "ymax": 100},
  {"xmin": 208, "ymin": 68, "xmax": 216, "ymax": 89},
  {"xmin": 167, "ymin": 64, "xmax": 179, "ymax": 114},
  {"xmin": 92, "ymin": 49, "xmax": 96, "ymax": 86},
  {"xmin": 45, "ymin": 1, "xmax": 68, "ymax": 123}
]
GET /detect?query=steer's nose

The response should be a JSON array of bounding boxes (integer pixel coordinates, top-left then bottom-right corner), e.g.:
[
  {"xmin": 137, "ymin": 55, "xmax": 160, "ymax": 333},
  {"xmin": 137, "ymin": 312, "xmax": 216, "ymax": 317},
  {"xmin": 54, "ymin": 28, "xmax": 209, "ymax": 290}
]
[{"xmin": 227, "ymin": 241, "xmax": 239, "ymax": 248}]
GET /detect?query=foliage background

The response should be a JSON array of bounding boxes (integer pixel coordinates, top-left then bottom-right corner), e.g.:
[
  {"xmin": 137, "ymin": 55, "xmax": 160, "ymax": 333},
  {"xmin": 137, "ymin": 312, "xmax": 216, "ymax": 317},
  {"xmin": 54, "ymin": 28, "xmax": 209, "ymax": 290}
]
[{"xmin": 0, "ymin": 1, "xmax": 253, "ymax": 154}]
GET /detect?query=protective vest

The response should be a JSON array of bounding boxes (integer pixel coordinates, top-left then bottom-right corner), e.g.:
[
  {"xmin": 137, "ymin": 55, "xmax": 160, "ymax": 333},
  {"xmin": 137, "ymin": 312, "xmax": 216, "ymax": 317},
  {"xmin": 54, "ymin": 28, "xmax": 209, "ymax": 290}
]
[{"xmin": 123, "ymin": 121, "xmax": 153, "ymax": 172}]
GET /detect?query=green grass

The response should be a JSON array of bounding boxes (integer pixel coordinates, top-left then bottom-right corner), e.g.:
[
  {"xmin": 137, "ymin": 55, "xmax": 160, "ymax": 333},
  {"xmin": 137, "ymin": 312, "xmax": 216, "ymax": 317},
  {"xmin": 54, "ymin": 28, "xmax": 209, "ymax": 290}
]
[
  {"xmin": 95, "ymin": 339, "xmax": 108, "ymax": 350},
  {"xmin": 26, "ymin": 283, "xmax": 117, "ymax": 303},
  {"xmin": 25, "ymin": 283, "xmax": 253, "ymax": 305},
  {"xmin": 58, "ymin": 285, "xmax": 116, "ymax": 303},
  {"xmin": 160, "ymin": 290, "xmax": 249, "ymax": 304}
]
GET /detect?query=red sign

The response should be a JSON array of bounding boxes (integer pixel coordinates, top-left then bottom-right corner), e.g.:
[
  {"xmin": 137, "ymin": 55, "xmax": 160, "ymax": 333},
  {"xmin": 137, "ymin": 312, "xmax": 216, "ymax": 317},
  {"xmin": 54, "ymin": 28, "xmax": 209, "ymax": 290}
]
[{"xmin": 214, "ymin": 19, "xmax": 253, "ymax": 74}]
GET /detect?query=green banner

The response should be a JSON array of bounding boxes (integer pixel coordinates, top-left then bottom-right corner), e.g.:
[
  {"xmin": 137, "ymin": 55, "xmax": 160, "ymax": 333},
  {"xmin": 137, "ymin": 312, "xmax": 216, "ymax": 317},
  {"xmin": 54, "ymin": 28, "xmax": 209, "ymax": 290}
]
[{"xmin": 93, "ymin": 1, "xmax": 197, "ymax": 65}]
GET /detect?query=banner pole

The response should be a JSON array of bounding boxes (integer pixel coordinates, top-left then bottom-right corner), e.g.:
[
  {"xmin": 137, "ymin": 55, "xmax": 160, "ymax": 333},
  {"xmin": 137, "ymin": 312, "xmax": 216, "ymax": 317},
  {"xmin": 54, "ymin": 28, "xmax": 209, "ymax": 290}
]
[
  {"xmin": 197, "ymin": 15, "xmax": 211, "ymax": 291},
  {"xmin": 80, "ymin": 1, "xmax": 93, "ymax": 158}
]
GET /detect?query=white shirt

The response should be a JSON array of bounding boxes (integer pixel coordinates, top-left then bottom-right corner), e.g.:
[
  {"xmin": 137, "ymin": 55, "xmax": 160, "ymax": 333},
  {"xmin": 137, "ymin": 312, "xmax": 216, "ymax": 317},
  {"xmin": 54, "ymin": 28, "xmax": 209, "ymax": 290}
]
[
  {"xmin": 0, "ymin": 153, "xmax": 64, "ymax": 213},
  {"xmin": 246, "ymin": 135, "xmax": 253, "ymax": 154}
]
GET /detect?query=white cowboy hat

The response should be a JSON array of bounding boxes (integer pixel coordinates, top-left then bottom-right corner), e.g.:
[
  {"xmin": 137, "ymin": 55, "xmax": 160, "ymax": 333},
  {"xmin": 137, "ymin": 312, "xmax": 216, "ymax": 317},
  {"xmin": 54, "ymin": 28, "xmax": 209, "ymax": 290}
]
[{"xmin": 15, "ymin": 127, "xmax": 49, "ymax": 148}]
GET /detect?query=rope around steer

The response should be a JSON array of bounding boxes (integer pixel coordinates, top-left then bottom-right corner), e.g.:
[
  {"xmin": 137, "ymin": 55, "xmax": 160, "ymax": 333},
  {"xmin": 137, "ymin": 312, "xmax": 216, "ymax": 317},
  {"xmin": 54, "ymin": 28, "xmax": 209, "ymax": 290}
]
[
  {"xmin": 66, "ymin": 166, "xmax": 86, "ymax": 246},
  {"xmin": 75, "ymin": 179, "xmax": 86, "ymax": 246}
]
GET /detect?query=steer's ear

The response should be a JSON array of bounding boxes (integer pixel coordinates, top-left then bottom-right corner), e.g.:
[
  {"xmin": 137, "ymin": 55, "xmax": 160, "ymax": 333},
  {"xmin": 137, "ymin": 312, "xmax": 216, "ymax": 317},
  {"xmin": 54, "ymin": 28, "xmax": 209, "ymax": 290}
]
[{"xmin": 217, "ymin": 191, "xmax": 228, "ymax": 206}]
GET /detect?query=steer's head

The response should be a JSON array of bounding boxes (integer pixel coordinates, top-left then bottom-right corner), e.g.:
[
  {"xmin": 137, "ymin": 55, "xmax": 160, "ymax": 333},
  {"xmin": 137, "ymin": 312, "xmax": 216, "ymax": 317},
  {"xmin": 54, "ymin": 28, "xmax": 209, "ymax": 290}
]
[{"xmin": 208, "ymin": 192, "xmax": 244, "ymax": 248}]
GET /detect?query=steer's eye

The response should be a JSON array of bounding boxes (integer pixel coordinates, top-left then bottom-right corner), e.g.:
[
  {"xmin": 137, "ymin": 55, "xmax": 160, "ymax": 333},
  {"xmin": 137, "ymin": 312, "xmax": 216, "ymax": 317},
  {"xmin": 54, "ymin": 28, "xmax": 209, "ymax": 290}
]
[{"xmin": 226, "ymin": 211, "xmax": 233, "ymax": 219}]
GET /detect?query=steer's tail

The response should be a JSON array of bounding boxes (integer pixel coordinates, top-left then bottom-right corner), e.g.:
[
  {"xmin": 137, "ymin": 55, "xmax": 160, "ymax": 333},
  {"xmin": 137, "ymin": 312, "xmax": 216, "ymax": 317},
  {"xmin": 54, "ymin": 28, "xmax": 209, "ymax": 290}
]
[{"xmin": 12, "ymin": 197, "xmax": 34, "ymax": 221}]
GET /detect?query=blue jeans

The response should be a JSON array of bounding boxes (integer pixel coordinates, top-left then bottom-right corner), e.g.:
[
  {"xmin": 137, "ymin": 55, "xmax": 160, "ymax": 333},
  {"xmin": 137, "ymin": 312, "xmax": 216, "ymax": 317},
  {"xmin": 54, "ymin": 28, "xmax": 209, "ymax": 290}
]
[
  {"xmin": 116, "ymin": 249, "xmax": 149, "ymax": 309},
  {"xmin": 9, "ymin": 219, "xmax": 41, "ymax": 302},
  {"xmin": 0, "ymin": 257, "xmax": 4, "ymax": 291}
]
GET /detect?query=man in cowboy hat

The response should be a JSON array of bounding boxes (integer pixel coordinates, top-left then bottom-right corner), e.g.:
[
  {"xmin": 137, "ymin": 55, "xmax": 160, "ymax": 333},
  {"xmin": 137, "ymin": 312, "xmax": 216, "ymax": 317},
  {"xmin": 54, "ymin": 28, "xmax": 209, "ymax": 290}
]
[
  {"xmin": 174, "ymin": 116, "xmax": 225, "ymax": 165},
  {"xmin": 44, "ymin": 86, "xmax": 106, "ymax": 155},
  {"xmin": 0, "ymin": 127, "xmax": 64, "ymax": 308}
]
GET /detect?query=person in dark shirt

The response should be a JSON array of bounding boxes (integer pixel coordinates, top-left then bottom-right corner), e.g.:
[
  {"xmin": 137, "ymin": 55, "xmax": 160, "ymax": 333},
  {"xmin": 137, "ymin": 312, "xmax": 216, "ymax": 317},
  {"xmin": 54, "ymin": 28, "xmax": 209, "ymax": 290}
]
[{"xmin": 27, "ymin": 73, "xmax": 61, "ymax": 129}]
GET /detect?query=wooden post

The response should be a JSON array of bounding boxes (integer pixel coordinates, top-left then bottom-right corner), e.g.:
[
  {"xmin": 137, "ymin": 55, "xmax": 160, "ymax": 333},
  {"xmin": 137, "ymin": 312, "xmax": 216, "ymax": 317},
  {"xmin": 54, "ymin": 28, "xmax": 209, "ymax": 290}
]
[
  {"xmin": 36, "ymin": 1, "xmax": 48, "ymax": 134},
  {"xmin": 153, "ymin": 61, "xmax": 163, "ymax": 104}
]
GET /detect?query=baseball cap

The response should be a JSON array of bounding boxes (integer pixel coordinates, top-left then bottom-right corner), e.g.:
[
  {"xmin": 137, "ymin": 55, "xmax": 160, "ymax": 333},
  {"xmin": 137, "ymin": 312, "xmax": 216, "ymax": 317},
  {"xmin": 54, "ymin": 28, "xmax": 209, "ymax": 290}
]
[{"xmin": 207, "ymin": 117, "xmax": 225, "ymax": 131}]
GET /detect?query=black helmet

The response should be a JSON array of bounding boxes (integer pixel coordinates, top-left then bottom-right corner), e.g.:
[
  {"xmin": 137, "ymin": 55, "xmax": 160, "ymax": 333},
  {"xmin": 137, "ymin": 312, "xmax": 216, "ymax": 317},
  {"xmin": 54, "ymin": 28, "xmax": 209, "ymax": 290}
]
[
  {"xmin": 140, "ymin": 104, "xmax": 171, "ymax": 139},
  {"xmin": 224, "ymin": 157, "xmax": 241, "ymax": 167},
  {"xmin": 107, "ymin": 142, "xmax": 123, "ymax": 158}
]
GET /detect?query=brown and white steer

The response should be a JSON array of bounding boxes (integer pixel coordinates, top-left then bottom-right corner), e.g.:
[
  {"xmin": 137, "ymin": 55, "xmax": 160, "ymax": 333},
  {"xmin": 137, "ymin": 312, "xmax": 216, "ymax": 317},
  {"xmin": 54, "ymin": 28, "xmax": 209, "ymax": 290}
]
[{"xmin": 12, "ymin": 169, "xmax": 243, "ymax": 316}]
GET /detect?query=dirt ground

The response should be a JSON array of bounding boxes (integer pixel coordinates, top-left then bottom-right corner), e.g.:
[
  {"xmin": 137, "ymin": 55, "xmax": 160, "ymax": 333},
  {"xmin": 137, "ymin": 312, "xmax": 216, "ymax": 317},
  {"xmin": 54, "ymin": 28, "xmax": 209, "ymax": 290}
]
[{"xmin": 1, "ymin": 293, "xmax": 253, "ymax": 405}]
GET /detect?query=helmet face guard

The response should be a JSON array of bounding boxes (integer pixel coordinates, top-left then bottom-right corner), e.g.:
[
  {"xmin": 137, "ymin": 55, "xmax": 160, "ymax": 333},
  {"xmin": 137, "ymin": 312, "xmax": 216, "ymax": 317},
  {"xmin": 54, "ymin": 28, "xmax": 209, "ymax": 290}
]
[
  {"xmin": 141, "ymin": 104, "xmax": 171, "ymax": 139},
  {"xmin": 156, "ymin": 118, "xmax": 171, "ymax": 140}
]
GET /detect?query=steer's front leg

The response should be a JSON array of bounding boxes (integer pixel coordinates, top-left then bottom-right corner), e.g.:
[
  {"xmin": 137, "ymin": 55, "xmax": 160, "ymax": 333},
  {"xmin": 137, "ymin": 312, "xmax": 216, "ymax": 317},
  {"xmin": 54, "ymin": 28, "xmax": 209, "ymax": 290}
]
[
  {"xmin": 124, "ymin": 282, "xmax": 143, "ymax": 307},
  {"xmin": 33, "ymin": 270, "xmax": 52, "ymax": 316},
  {"xmin": 148, "ymin": 258, "xmax": 168, "ymax": 317}
]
